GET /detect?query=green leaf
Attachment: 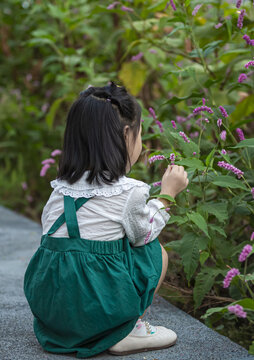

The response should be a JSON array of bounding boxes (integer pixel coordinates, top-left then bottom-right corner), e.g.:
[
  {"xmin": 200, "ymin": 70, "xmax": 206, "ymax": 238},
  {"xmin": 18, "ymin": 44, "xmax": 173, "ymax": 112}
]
[
  {"xmin": 201, "ymin": 306, "xmax": 228, "ymax": 319},
  {"xmin": 249, "ymin": 341, "xmax": 254, "ymax": 355},
  {"xmin": 203, "ymin": 40, "xmax": 223, "ymax": 58},
  {"xmin": 239, "ymin": 273, "xmax": 254, "ymax": 282},
  {"xmin": 212, "ymin": 175, "xmax": 248, "ymax": 190},
  {"xmin": 228, "ymin": 138, "xmax": 254, "ymax": 149},
  {"xmin": 205, "ymin": 148, "xmax": 216, "ymax": 167},
  {"xmin": 199, "ymin": 251, "xmax": 209, "ymax": 266},
  {"xmin": 168, "ymin": 232, "xmax": 205, "ymax": 281},
  {"xmin": 150, "ymin": 194, "xmax": 176, "ymax": 203},
  {"xmin": 193, "ymin": 268, "xmax": 221, "ymax": 309},
  {"xmin": 167, "ymin": 215, "xmax": 188, "ymax": 225},
  {"xmin": 208, "ymin": 224, "xmax": 227, "ymax": 238},
  {"xmin": 160, "ymin": 91, "xmax": 201, "ymax": 106},
  {"xmin": 45, "ymin": 95, "xmax": 74, "ymax": 129},
  {"xmin": 187, "ymin": 211, "xmax": 210, "ymax": 239},
  {"xmin": 198, "ymin": 202, "xmax": 228, "ymax": 223},
  {"xmin": 176, "ymin": 158, "xmax": 206, "ymax": 171},
  {"xmin": 230, "ymin": 95, "xmax": 254, "ymax": 124}
]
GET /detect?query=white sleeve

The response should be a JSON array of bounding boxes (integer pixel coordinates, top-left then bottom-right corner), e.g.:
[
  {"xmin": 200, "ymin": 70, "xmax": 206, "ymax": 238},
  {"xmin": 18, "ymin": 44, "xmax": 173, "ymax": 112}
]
[{"xmin": 121, "ymin": 185, "xmax": 171, "ymax": 247}]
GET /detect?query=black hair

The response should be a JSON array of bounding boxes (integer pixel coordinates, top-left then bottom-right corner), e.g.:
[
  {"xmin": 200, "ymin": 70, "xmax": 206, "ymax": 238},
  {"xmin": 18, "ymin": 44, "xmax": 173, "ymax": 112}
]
[{"xmin": 57, "ymin": 81, "xmax": 142, "ymax": 185}]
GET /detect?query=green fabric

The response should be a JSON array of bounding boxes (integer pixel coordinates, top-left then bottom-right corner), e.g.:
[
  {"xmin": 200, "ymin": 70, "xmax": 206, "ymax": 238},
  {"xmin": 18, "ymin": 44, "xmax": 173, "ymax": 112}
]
[{"xmin": 23, "ymin": 195, "xmax": 162, "ymax": 358}]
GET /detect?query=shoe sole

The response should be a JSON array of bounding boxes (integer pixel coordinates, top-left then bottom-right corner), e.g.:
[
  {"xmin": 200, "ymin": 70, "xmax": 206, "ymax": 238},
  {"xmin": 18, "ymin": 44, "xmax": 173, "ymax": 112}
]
[{"xmin": 107, "ymin": 339, "xmax": 177, "ymax": 356}]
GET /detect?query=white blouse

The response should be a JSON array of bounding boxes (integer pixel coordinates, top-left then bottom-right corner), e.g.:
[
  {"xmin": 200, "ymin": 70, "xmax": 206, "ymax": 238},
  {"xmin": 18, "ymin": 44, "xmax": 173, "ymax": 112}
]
[{"xmin": 41, "ymin": 171, "xmax": 170, "ymax": 247}]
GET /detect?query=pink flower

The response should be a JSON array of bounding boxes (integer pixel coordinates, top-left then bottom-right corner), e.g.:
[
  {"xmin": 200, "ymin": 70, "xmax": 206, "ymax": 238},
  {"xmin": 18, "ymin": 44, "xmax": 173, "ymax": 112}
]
[
  {"xmin": 176, "ymin": 115, "xmax": 186, "ymax": 123},
  {"xmin": 192, "ymin": 4, "xmax": 203, "ymax": 16},
  {"xmin": 220, "ymin": 130, "xmax": 227, "ymax": 141},
  {"xmin": 131, "ymin": 52, "xmax": 143, "ymax": 61},
  {"xmin": 237, "ymin": 9, "xmax": 246, "ymax": 29},
  {"xmin": 243, "ymin": 34, "xmax": 251, "ymax": 45},
  {"xmin": 238, "ymin": 73, "xmax": 248, "ymax": 83},
  {"xmin": 148, "ymin": 107, "xmax": 157, "ymax": 120},
  {"xmin": 186, "ymin": 189, "xmax": 189, "ymax": 192},
  {"xmin": 21, "ymin": 182, "xmax": 28, "ymax": 190},
  {"xmin": 251, "ymin": 188, "xmax": 254, "ymax": 199},
  {"xmin": 250, "ymin": 231, "xmax": 254, "ymax": 241},
  {"xmin": 219, "ymin": 106, "xmax": 228, "ymax": 118},
  {"xmin": 221, "ymin": 149, "xmax": 227, "ymax": 155},
  {"xmin": 214, "ymin": 23, "xmax": 223, "ymax": 29},
  {"xmin": 149, "ymin": 217, "xmax": 154, "ymax": 223},
  {"xmin": 193, "ymin": 106, "xmax": 213, "ymax": 114},
  {"xmin": 228, "ymin": 304, "xmax": 247, "ymax": 318},
  {"xmin": 217, "ymin": 161, "xmax": 244, "ymax": 179},
  {"xmin": 193, "ymin": 151, "xmax": 197, "ymax": 155},
  {"xmin": 244, "ymin": 58, "xmax": 254, "ymax": 69},
  {"xmin": 149, "ymin": 155, "xmax": 166, "ymax": 164},
  {"xmin": 153, "ymin": 181, "xmax": 162, "ymax": 187},
  {"xmin": 236, "ymin": 0, "xmax": 242, "ymax": 8},
  {"xmin": 169, "ymin": 0, "xmax": 176, "ymax": 11},
  {"xmin": 51, "ymin": 149, "xmax": 62, "ymax": 157},
  {"xmin": 121, "ymin": 5, "xmax": 134, "ymax": 12},
  {"xmin": 202, "ymin": 98, "xmax": 206, "ymax": 105},
  {"xmin": 171, "ymin": 120, "xmax": 177, "ymax": 129},
  {"xmin": 238, "ymin": 244, "xmax": 253, "ymax": 262},
  {"xmin": 217, "ymin": 118, "xmax": 222, "ymax": 127},
  {"xmin": 40, "ymin": 164, "xmax": 51, "ymax": 177},
  {"xmin": 144, "ymin": 230, "xmax": 152, "ymax": 244},
  {"xmin": 41, "ymin": 158, "xmax": 55, "ymax": 165},
  {"xmin": 189, "ymin": 131, "xmax": 199, "ymax": 138},
  {"xmin": 149, "ymin": 49, "xmax": 157, "ymax": 54},
  {"xmin": 179, "ymin": 131, "xmax": 190, "ymax": 143},
  {"xmin": 107, "ymin": 2, "xmax": 120, "ymax": 9},
  {"xmin": 156, "ymin": 120, "xmax": 164, "ymax": 133},
  {"xmin": 223, "ymin": 268, "xmax": 240, "ymax": 288},
  {"xmin": 165, "ymin": 207, "xmax": 170, "ymax": 211},
  {"xmin": 236, "ymin": 127, "xmax": 245, "ymax": 141},
  {"xmin": 170, "ymin": 153, "xmax": 175, "ymax": 162}
]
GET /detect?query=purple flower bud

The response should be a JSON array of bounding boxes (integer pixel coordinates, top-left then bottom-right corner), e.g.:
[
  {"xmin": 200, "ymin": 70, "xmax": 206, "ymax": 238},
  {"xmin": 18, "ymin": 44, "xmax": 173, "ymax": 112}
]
[
  {"xmin": 217, "ymin": 160, "xmax": 244, "ymax": 178},
  {"xmin": 219, "ymin": 106, "xmax": 229, "ymax": 118},
  {"xmin": 238, "ymin": 73, "xmax": 248, "ymax": 83},
  {"xmin": 217, "ymin": 118, "xmax": 222, "ymax": 127},
  {"xmin": 223, "ymin": 268, "xmax": 240, "ymax": 288},
  {"xmin": 193, "ymin": 106, "xmax": 213, "ymax": 114},
  {"xmin": 236, "ymin": 0, "xmax": 242, "ymax": 8},
  {"xmin": 152, "ymin": 181, "xmax": 162, "ymax": 187},
  {"xmin": 121, "ymin": 5, "xmax": 134, "ymax": 12},
  {"xmin": 251, "ymin": 231, "xmax": 254, "ymax": 241},
  {"xmin": 149, "ymin": 155, "xmax": 166, "ymax": 164},
  {"xmin": 214, "ymin": 23, "xmax": 223, "ymax": 29},
  {"xmin": 131, "ymin": 52, "xmax": 143, "ymax": 61},
  {"xmin": 238, "ymin": 244, "xmax": 253, "ymax": 262},
  {"xmin": 251, "ymin": 188, "xmax": 254, "ymax": 199},
  {"xmin": 243, "ymin": 34, "xmax": 251, "ymax": 45},
  {"xmin": 171, "ymin": 120, "xmax": 177, "ymax": 129},
  {"xmin": 237, "ymin": 9, "xmax": 246, "ymax": 29},
  {"xmin": 21, "ymin": 182, "xmax": 28, "ymax": 190},
  {"xmin": 221, "ymin": 149, "xmax": 227, "ymax": 155},
  {"xmin": 179, "ymin": 131, "xmax": 190, "ymax": 143},
  {"xmin": 192, "ymin": 4, "xmax": 203, "ymax": 16},
  {"xmin": 228, "ymin": 304, "xmax": 247, "ymax": 318},
  {"xmin": 169, "ymin": 0, "xmax": 176, "ymax": 11},
  {"xmin": 236, "ymin": 127, "xmax": 245, "ymax": 141},
  {"xmin": 51, "ymin": 149, "xmax": 62, "ymax": 157},
  {"xmin": 41, "ymin": 158, "xmax": 55, "ymax": 165},
  {"xmin": 144, "ymin": 230, "xmax": 152, "ymax": 244},
  {"xmin": 244, "ymin": 58, "xmax": 254, "ymax": 69},
  {"xmin": 40, "ymin": 164, "xmax": 51, "ymax": 177},
  {"xmin": 220, "ymin": 130, "xmax": 227, "ymax": 141},
  {"xmin": 170, "ymin": 153, "xmax": 175, "ymax": 162},
  {"xmin": 193, "ymin": 151, "xmax": 197, "ymax": 156},
  {"xmin": 107, "ymin": 1, "xmax": 120, "ymax": 9},
  {"xmin": 148, "ymin": 107, "xmax": 157, "ymax": 120}
]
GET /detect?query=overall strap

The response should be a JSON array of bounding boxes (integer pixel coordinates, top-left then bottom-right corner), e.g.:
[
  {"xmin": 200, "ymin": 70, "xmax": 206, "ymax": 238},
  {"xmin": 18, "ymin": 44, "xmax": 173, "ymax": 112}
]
[{"xmin": 46, "ymin": 196, "xmax": 92, "ymax": 238}]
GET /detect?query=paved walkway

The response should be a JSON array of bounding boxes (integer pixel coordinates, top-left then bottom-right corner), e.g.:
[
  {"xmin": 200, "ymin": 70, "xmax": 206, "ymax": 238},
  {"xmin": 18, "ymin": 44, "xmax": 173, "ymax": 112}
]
[{"xmin": 0, "ymin": 204, "xmax": 253, "ymax": 360}]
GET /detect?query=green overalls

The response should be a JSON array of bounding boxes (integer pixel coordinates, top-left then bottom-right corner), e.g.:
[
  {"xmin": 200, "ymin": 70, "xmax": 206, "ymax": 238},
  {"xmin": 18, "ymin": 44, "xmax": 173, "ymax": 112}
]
[{"xmin": 23, "ymin": 195, "xmax": 162, "ymax": 358}]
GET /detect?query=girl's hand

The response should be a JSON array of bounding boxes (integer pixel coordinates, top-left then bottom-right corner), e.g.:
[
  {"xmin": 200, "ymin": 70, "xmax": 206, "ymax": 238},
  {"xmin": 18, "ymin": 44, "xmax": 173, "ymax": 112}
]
[{"xmin": 160, "ymin": 164, "xmax": 189, "ymax": 199}]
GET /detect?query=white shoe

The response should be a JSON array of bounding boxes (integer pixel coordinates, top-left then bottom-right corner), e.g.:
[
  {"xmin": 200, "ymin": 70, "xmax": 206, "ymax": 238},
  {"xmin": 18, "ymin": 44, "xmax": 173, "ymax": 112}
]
[{"xmin": 108, "ymin": 318, "xmax": 177, "ymax": 356}]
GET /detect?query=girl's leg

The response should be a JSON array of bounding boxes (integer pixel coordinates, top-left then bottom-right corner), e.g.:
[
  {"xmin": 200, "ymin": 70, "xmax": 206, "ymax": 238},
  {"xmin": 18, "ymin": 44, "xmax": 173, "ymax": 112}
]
[{"xmin": 139, "ymin": 243, "xmax": 168, "ymax": 319}]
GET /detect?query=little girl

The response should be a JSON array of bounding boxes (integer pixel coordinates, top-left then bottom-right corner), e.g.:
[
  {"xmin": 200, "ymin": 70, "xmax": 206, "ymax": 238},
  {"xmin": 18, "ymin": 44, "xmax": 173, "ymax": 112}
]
[{"xmin": 23, "ymin": 81, "xmax": 189, "ymax": 358}]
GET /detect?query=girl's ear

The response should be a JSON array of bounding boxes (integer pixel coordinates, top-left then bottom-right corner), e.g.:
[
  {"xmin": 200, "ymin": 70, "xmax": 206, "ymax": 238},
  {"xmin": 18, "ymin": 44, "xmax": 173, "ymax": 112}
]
[{"xmin": 124, "ymin": 125, "xmax": 130, "ymax": 141}]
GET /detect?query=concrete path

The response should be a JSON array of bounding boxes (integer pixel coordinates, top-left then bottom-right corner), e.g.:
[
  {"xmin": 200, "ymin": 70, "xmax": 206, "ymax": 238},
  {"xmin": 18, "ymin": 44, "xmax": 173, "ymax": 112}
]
[{"xmin": 0, "ymin": 204, "xmax": 253, "ymax": 360}]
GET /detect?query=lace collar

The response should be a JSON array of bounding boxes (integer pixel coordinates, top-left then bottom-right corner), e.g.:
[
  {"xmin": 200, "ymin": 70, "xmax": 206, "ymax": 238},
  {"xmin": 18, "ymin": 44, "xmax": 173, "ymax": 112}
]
[{"xmin": 50, "ymin": 170, "xmax": 151, "ymax": 198}]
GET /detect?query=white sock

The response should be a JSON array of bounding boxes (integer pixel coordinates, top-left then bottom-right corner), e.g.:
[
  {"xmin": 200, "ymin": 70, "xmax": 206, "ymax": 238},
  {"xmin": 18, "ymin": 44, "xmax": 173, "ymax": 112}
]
[{"xmin": 129, "ymin": 318, "xmax": 157, "ymax": 336}]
